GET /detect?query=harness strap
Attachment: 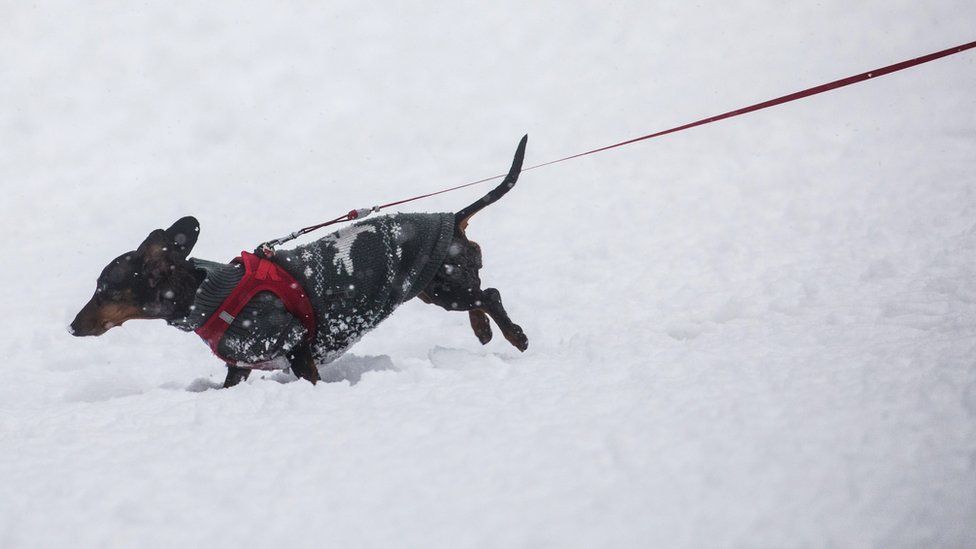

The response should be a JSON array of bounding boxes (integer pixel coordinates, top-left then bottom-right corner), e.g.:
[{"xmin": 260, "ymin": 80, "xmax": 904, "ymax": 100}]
[{"xmin": 195, "ymin": 251, "xmax": 317, "ymax": 367}]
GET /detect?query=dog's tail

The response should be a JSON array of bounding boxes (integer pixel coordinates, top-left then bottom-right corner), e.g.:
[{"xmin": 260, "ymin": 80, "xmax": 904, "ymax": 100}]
[{"xmin": 454, "ymin": 135, "xmax": 528, "ymax": 229}]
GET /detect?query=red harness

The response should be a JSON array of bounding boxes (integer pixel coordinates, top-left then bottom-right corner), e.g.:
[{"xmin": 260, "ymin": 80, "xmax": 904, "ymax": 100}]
[{"xmin": 195, "ymin": 251, "xmax": 316, "ymax": 366}]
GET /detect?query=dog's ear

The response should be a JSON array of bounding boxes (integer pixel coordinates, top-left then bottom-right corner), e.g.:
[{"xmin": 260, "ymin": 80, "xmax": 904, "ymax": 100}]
[
  {"xmin": 164, "ymin": 216, "xmax": 200, "ymax": 259},
  {"xmin": 136, "ymin": 229, "xmax": 171, "ymax": 288},
  {"xmin": 135, "ymin": 217, "xmax": 199, "ymax": 289},
  {"xmin": 136, "ymin": 229, "xmax": 173, "ymax": 288},
  {"xmin": 135, "ymin": 217, "xmax": 199, "ymax": 259},
  {"xmin": 136, "ymin": 229, "xmax": 168, "ymax": 257}
]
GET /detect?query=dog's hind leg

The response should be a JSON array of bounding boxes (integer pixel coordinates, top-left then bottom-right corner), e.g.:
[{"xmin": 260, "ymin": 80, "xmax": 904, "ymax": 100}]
[
  {"xmin": 417, "ymin": 135, "xmax": 529, "ymax": 351},
  {"xmin": 418, "ymin": 232, "xmax": 528, "ymax": 351},
  {"xmin": 223, "ymin": 364, "xmax": 251, "ymax": 388},
  {"xmin": 469, "ymin": 310, "xmax": 493, "ymax": 345},
  {"xmin": 477, "ymin": 288, "xmax": 528, "ymax": 352}
]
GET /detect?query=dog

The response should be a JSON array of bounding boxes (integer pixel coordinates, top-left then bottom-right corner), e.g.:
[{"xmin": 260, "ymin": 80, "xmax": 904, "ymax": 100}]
[{"xmin": 70, "ymin": 136, "xmax": 529, "ymax": 388}]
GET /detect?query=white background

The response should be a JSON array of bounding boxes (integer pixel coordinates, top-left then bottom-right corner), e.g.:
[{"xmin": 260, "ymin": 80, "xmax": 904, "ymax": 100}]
[{"xmin": 1, "ymin": 2, "xmax": 975, "ymax": 547}]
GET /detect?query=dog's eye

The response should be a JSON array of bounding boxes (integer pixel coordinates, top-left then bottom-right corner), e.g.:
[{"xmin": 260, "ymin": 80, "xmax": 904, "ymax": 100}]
[{"xmin": 107, "ymin": 290, "xmax": 124, "ymax": 301}]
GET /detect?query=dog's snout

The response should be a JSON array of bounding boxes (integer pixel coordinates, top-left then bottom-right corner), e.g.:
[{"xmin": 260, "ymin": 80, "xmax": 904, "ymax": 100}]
[
  {"xmin": 70, "ymin": 299, "xmax": 104, "ymax": 337},
  {"xmin": 67, "ymin": 320, "xmax": 97, "ymax": 337},
  {"xmin": 68, "ymin": 315, "xmax": 97, "ymax": 337},
  {"xmin": 70, "ymin": 297, "xmax": 140, "ymax": 337}
]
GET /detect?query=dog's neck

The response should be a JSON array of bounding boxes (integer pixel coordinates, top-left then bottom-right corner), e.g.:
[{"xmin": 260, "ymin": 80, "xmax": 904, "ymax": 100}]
[
  {"xmin": 166, "ymin": 258, "xmax": 244, "ymax": 331},
  {"xmin": 161, "ymin": 260, "xmax": 206, "ymax": 323}
]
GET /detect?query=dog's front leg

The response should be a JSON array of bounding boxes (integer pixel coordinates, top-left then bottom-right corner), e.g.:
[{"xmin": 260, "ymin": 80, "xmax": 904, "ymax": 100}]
[
  {"xmin": 222, "ymin": 364, "xmax": 251, "ymax": 388},
  {"xmin": 287, "ymin": 345, "xmax": 320, "ymax": 385}
]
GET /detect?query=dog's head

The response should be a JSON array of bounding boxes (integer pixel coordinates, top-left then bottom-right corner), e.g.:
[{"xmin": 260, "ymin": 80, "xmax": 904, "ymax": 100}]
[{"xmin": 69, "ymin": 216, "xmax": 202, "ymax": 337}]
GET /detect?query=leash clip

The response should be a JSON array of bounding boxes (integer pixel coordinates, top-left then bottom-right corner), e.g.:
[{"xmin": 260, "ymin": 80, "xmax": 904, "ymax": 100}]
[
  {"xmin": 256, "ymin": 230, "xmax": 303, "ymax": 258},
  {"xmin": 258, "ymin": 243, "xmax": 276, "ymax": 258},
  {"xmin": 348, "ymin": 205, "xmax": 380, "ymax": 220}
]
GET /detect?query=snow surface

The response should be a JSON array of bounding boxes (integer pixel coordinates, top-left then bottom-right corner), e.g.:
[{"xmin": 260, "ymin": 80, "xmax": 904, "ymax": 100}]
[{"xmin": 2, "ymin": 2, "xmax": 976, "ymax": 547}]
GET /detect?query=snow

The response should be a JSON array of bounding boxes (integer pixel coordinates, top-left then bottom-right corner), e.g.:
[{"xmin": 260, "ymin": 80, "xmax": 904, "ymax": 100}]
[{"xmin": 2, "ymin": 2, "xmax": 976, "ymax": 547}]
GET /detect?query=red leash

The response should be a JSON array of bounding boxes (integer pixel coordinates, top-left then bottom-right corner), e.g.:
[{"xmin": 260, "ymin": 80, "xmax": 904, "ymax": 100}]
[{"xmin": 259, "ymin": 39, "xmax": 976, "ymax": 255}]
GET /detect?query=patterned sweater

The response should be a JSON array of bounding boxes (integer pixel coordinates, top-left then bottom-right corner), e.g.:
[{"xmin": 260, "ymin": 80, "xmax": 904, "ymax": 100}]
[{"xmin": 170, "ymin": 213, "xmax": 455, "ymax": 368}]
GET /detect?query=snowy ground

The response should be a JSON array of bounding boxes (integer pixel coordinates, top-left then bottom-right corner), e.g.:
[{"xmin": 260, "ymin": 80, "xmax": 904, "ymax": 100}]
[{"xmin": 2, "ymin": 2, "xmax": 976, "ymax": 547}]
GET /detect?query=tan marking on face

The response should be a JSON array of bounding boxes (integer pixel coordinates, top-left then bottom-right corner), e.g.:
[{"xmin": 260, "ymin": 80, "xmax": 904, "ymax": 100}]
[
  {"xmin": 93, "ymin": 301, "xmax": 145, "ymax": 328},
  {"xmin": 71, "ymin": 296, "xmax": 147, "ymax": 336}
]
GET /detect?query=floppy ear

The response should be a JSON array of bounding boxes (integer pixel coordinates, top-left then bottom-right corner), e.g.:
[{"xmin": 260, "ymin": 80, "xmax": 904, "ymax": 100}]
[
  {"xmin": 135, "ymin": 216, "xmax": 199, "ymax": 289},
  {"xmin": 136, "ymin": 229, "xmax": 171, "ymax": 288},
  {"xmin": 136, "ymin": 229, "xmax": 168, "ymax": 257},
  {"xmin": 164, "ymin": 216, "xmax": 200, "ymax": 258}
]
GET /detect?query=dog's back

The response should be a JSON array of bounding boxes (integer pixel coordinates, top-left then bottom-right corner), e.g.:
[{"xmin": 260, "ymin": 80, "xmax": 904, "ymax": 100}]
[{"xmin": 276, "ymin": 212, "xmax": 455, "ymax": 364}]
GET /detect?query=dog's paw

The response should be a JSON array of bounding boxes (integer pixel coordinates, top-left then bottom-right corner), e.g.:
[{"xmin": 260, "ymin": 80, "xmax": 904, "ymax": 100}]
[{"xmin": 505, "ymin": 325, "xmax": 528, "ymax": 352}]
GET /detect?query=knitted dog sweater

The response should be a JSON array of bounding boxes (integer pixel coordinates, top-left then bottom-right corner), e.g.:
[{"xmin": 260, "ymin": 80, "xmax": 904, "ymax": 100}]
[{"xmin": 170, "ymin": 213, "xmax": 455, "ymax": 368}]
